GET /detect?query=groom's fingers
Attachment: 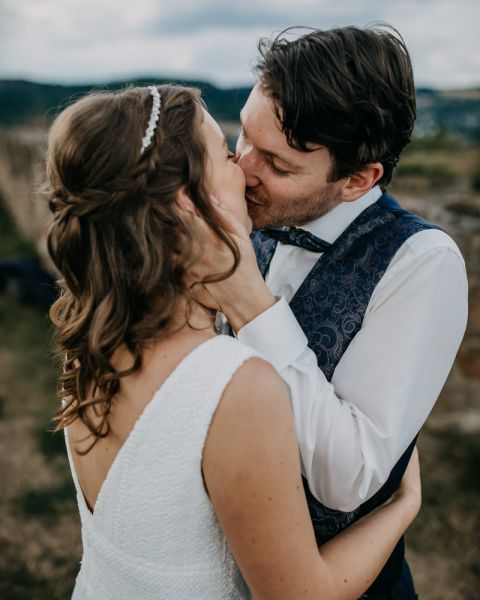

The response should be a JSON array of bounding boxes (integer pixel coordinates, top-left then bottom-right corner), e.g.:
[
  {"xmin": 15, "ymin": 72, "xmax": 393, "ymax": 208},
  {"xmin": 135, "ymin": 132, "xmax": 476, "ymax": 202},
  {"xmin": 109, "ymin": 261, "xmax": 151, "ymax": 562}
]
[
  {"xmin": 189, "ymin": 213, "xmax": 238, "ymax": 273},
  {"xmin": 188, "ymin": 203, "xmax": 259, "ymax": 292},
  {"xmin": 191, "ymin": 205, "xmax": 249, "ymax": 258},
  {"xmin": 209, "ymin": 195, "xmax": 251, "ymax": 240},
  {"xmin": 191, "ymin": 212, "xmax": 226, "ymax": 252}
]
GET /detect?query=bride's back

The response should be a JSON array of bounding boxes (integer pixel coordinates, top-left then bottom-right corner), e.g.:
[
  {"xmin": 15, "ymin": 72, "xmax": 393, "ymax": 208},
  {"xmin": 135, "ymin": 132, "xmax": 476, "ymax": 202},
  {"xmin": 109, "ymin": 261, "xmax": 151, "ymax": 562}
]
[
  {"xmin": 66, "ymin": 334, "xmax": 259, "ymax": 600},
  {"xmin": 68, "ymin": 330, "xmax": 214, "ymax": 514}
]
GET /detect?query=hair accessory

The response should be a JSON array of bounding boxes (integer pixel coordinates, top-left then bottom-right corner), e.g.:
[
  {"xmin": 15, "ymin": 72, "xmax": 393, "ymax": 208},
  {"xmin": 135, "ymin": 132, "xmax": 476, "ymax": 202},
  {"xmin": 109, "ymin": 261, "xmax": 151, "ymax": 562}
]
[{"xmin": 140, "ymin": 86, "xmax": 161, "ymax": 154}]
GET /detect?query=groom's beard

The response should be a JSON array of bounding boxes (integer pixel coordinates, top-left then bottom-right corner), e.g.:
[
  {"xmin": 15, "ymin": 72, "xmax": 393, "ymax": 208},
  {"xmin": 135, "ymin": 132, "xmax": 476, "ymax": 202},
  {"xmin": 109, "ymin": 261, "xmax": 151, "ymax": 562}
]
[{"xmin": 246, "ymin": 182, "xmax": 341, "ymax": 229}]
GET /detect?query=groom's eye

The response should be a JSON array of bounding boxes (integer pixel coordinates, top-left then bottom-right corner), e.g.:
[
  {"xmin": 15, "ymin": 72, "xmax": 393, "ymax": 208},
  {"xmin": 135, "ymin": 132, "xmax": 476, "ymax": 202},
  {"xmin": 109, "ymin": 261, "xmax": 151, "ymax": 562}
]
[{"xmin": 268, "ymin": 159, "xmax": 290, "ymax": 176}]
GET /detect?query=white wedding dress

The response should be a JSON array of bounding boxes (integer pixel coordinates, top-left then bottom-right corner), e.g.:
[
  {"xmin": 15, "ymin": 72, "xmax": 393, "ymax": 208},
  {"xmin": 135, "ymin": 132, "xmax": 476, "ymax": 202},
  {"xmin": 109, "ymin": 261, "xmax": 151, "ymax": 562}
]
[{"xmin": 65, "ymin": 335, "xmax": 259, "ymax": 600}]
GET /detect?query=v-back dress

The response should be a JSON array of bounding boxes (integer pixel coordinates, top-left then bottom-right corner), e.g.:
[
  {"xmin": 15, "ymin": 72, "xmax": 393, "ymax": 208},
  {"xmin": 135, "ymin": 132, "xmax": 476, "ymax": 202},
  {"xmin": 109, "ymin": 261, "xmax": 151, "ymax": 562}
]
[{"xmin": 64, "ymin": 335, "xmax": 259, "ymax": 599}]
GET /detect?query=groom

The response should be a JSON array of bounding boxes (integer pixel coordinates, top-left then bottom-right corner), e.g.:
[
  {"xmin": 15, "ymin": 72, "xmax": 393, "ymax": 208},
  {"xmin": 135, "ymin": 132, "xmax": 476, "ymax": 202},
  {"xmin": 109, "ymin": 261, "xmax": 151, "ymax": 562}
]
[{"xmin": 207, "ymin": 26, "xmax": 467, "ymax": 599}]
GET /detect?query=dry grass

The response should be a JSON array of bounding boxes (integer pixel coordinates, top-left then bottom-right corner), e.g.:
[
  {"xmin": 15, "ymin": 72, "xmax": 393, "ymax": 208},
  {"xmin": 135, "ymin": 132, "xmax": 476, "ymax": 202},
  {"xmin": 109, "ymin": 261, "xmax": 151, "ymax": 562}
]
[{"xmin": 0, "ymin": 298, "xmax": 81, "ymax": 599}]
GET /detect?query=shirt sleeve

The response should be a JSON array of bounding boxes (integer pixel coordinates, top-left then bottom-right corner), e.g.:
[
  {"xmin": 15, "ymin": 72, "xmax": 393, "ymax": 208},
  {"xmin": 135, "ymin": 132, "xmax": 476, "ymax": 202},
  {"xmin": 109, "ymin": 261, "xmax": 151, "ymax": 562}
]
[{"xmin": 237, "ymin": 233, "xmax": 468, "ymax": 512}]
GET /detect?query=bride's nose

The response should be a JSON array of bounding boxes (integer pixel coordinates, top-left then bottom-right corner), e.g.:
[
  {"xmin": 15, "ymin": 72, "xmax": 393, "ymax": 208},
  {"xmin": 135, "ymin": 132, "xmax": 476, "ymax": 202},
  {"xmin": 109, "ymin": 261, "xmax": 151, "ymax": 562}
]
[{"xmin": 236, "ymin": 148, "xmax": 261, "ymax": 188}]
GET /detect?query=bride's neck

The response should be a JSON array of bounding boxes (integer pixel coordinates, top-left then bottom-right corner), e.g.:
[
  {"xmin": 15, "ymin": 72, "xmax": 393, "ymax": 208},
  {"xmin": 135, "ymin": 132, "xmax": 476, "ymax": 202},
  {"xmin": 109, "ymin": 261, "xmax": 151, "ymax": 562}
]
[
  {"xmin": 171, "ymin": 296, "xmax": 217, "ymax": 336},
  {"xmin": 111, "ymin": 298, "xmax": 217, "ymax": 376},
  {"xmin": 137, "ymin": 302, "xmax": 216, "ymax": 367}
]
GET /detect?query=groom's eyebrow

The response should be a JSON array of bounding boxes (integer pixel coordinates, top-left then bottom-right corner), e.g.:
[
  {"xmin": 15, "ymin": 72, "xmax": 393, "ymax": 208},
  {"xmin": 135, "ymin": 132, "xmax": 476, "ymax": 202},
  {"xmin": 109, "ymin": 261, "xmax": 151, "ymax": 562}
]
[{"xmin": 239, "ymin": 112, "xmax": 301, "ymax": 170}]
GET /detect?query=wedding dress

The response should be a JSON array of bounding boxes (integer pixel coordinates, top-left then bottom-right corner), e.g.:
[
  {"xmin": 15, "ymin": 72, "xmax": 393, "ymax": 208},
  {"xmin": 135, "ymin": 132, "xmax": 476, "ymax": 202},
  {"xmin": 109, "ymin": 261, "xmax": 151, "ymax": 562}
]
[{"xmin": 65, "ymin": 335, "xmax": 258, "ymax": 599}]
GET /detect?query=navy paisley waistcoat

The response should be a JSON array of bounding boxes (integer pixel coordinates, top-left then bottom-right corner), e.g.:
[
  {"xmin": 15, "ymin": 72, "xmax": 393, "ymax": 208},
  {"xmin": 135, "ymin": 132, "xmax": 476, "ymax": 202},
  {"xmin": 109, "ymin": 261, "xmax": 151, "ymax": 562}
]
[{"xmin": 252, "ymin": 192, "xmax": 440, "ymax": 595}]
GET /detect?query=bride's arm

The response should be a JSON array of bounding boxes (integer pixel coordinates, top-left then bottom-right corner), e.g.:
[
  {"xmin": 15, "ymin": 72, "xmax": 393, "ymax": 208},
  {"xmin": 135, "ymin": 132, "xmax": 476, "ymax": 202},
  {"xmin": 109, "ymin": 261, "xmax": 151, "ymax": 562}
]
[
  {"xmin": 317, "ymin": 448, "xmax": 420, "ymax": 595},
  {"xmin": 203, "ymin": 357, "xmax": 421, "ymax": 600}
]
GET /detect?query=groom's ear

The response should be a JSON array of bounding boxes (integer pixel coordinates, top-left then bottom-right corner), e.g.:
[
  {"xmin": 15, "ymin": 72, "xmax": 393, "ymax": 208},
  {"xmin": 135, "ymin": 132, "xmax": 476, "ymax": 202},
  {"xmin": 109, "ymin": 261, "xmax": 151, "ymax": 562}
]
[
  {"xmin": 340, "ymin": 162, "xmax": 384, "ymax": 202},
  {"xmin": 175, "ymin": 186, "xmax": 201, "ymax": 217}
]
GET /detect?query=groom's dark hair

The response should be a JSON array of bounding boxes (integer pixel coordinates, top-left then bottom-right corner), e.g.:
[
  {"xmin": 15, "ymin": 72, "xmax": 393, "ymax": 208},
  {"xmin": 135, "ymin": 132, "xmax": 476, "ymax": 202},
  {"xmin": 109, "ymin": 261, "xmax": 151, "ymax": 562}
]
[{"xmin": 255, "ymin": 25, "xmax": 416, "ymax": 188}]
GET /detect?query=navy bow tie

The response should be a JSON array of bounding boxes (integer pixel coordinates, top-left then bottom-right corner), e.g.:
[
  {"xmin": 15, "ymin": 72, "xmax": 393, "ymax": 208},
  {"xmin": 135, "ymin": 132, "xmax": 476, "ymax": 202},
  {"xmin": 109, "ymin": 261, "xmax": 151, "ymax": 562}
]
[{"xmin": 262, "ymin": 227, "xmax": 332, "ymax": 253}]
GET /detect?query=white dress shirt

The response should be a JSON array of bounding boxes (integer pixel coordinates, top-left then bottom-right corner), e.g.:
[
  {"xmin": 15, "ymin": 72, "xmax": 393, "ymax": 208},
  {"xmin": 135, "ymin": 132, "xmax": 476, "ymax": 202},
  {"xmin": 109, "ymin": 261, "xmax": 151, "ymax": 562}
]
[{"xmin": 238, "ymin": 185, "xmax": 468, "ymax": 512}]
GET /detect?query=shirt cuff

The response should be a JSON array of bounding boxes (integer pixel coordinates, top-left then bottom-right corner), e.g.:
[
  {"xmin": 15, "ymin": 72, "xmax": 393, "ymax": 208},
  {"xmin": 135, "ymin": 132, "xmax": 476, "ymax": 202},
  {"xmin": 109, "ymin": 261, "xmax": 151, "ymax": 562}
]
[{"xmin": 236, "ymin": 296, "xmax": 308, "ymax": 372}]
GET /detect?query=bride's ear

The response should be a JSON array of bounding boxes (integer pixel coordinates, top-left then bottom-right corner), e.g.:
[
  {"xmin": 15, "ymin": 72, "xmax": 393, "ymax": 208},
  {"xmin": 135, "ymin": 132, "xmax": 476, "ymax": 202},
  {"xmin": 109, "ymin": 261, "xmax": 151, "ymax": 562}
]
[{"xmin": 175, "ymin": 186, "xmax": 200, "ymax": 217}]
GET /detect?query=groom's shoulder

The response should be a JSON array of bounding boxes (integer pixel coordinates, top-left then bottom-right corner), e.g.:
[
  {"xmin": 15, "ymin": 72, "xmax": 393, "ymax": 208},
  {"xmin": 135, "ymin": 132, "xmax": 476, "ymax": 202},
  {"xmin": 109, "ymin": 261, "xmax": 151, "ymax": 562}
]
[
  {"xmin": 400, "ymin": 227, "xmax": 465, "ymax": 265},
  {"xmin": 378, "ymin": 191, "xmax": 464, "ymax": 260}
]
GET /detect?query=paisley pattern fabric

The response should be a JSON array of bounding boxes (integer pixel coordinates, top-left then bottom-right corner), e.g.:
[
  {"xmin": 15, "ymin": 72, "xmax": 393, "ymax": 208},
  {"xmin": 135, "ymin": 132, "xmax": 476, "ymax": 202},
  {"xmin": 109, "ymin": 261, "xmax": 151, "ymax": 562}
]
[
  {"xmin": 252, "ymin": 192, "xmax": 440, "ymax": 592},
  {"xmin": 253, "ymin": 232, "xmax": 277, "ymax": 279}
]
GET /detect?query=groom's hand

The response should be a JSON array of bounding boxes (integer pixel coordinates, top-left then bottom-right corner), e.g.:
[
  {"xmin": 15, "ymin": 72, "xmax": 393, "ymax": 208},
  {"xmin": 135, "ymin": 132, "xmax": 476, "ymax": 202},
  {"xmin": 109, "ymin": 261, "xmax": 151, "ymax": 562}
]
[{"xmin": 191, "ymin": 198, "xmax": 277, "ymax": 332}]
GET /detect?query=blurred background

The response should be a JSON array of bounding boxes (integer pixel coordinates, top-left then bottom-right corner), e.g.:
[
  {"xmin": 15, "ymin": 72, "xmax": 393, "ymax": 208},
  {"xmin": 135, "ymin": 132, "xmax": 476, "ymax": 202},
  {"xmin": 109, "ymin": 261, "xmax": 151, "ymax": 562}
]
[{"xmin": 0, "ymin": 1, "xmax": 479, "ymax": 598}]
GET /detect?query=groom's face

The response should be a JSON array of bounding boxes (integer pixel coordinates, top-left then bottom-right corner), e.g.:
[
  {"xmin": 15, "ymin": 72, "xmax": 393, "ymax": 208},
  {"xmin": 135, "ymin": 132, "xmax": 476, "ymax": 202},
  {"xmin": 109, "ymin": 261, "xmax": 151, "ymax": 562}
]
[{"xmin": 236, "ymin": 84, "xmax": 345, "ymax": 229}]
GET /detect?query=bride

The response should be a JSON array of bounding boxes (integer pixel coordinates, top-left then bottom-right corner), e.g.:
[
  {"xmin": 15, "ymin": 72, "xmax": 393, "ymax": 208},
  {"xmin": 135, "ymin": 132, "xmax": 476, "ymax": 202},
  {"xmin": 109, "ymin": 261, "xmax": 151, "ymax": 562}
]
[{"xmin": 46, "ymin": 84, "xmax": 421, "ymax": 599}]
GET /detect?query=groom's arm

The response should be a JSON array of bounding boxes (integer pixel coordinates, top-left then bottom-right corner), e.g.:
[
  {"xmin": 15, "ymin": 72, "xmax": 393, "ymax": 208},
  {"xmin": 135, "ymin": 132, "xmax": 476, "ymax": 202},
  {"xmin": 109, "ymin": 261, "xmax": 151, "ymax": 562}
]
[{"xmin": 220, "ymin": 231, "xmax": 467, "ymax": 512}]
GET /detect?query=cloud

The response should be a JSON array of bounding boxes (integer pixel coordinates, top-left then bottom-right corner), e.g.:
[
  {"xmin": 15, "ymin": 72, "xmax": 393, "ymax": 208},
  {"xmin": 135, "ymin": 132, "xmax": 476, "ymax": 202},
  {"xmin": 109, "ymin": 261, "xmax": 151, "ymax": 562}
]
[
  {"xmin": 142, "ymin": 0, "xmax": 387, "ymax": 36},
  {"xmin": 0, "ymin": 0, "xmax": 478, "ymax": 88},
  {"xmin": 386, "ymin": 0, "xmax": 480, "ymax": 87}
]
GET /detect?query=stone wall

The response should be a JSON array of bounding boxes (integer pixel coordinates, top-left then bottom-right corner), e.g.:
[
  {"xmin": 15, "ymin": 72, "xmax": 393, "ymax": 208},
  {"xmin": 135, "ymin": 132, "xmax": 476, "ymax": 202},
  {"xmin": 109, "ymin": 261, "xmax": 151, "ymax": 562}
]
[{"xmin": 0, "ymin": 128, "xmax": 52, "ymax": 270}]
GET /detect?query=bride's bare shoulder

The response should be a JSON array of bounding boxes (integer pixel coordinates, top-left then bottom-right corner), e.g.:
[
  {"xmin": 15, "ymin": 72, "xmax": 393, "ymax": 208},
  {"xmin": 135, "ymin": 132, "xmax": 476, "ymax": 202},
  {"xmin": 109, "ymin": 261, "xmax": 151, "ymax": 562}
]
[
  {"xmin": 217, "ymin": 355, "xmax": 289, "ymax": 423},
  {"xmin": 228, "ymin": 355, "xmax": 284, "ymax": 392},
  {"xmin": 202, "ymin": 355, "xmax": 295, "ymax": 479}
]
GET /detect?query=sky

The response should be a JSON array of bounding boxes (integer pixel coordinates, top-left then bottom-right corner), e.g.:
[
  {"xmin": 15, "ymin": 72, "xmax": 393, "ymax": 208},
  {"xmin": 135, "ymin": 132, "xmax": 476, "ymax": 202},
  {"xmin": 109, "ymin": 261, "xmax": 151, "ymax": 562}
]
[{"xmin": 0, "ymin": 0, "xmax": 478, "ymax": 89}]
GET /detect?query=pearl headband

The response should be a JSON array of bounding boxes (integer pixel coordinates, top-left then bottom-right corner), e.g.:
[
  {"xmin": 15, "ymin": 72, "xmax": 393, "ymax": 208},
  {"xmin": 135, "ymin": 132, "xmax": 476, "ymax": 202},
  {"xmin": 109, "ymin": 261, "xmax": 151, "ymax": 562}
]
[{"xmin": 140, "ymin": 86, "xmax": 161, "ymax": 155}]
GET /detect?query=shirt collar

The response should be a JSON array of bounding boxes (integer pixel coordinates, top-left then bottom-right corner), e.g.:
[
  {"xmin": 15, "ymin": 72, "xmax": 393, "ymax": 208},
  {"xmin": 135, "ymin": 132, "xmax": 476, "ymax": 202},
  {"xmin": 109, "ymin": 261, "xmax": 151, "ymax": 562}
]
[{"xmin": 303, "ymin": 185, "xmax": 382, "ymax": 244}]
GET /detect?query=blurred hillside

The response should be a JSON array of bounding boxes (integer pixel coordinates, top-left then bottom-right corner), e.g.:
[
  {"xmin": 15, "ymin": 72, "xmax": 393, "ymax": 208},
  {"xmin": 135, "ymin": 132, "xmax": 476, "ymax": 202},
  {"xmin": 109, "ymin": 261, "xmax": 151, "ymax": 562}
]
[
  {"xmin": 1, "ymin": 79, "xmax": 480, "ymax": 143},
  {"xmin": 0, "ymin": 80, "xmax": 479, "ymax": 598},
  {"xmin": 415, "ymin": 88, "xmax": 480, "ymax": 141},
  {"xmin": 0, "ymin": 79, "xmax": 251, "ymax": 127}
]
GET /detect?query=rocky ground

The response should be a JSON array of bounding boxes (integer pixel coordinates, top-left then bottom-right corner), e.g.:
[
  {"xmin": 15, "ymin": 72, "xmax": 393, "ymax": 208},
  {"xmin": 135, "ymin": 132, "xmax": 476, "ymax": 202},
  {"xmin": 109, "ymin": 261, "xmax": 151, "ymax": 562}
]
[{"xmin": 0, "ymin": 130, "xmax": 479, "ymax": 599}]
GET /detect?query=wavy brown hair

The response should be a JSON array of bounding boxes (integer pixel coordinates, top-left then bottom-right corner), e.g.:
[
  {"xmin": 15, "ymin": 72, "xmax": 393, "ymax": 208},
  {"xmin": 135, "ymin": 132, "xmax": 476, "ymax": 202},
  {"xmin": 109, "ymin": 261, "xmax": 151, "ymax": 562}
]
[
  {"xmin": 256, "ymin": 25, "xmax": 416, "ymax": 187},
  {"xmin": 46, "ymin": 85, "xmax": 239, "ymax": 452}
]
